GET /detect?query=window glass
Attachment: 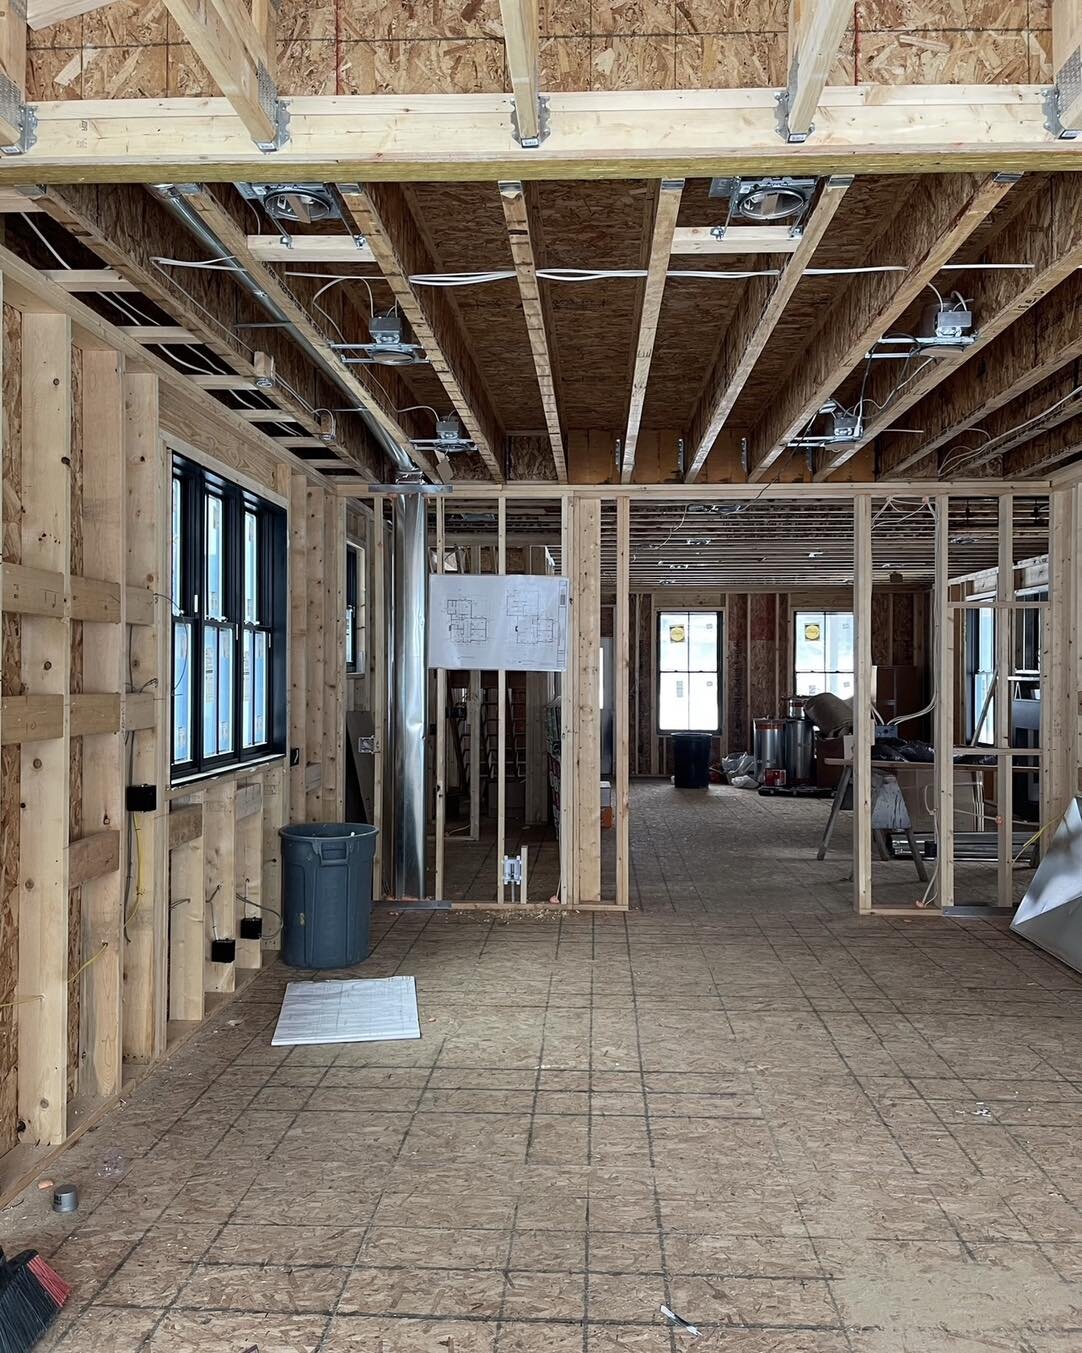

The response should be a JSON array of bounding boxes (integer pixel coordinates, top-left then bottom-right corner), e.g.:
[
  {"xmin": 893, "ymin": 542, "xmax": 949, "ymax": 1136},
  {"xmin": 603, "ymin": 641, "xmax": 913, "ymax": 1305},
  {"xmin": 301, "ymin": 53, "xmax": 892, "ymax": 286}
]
[
  {"xmin": 202, "ymin": 628, "xmax": 218, "ymax": 757},
  {"xmin": 205, "ymin": 492, "xmax": 224, "ymax": 619},
  {"xmin": 173, "ymin": 621, "xmax": 192, "ymax": 763},
  {"xmin": 244, "ymin": 509, "xmax": 258, "ymax": 624},
  {"xmin": 795, "ymin": 611, "xmax": 854, "ymax": 698},
  {"xmin": 171, "ymin": 457, "xmax": 285, "ymax": 778},
  {"xmin": 658, "ymin": 610, "xmax": 721, "ymax": 732}
]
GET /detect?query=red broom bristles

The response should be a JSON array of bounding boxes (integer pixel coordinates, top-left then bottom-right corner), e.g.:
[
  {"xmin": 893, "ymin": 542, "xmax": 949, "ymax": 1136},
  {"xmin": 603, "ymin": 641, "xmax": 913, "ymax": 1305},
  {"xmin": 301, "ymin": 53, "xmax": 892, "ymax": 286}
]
[{"xmin": 26, "ymin": 1255, "xmax": 71, "ymax": 1308}]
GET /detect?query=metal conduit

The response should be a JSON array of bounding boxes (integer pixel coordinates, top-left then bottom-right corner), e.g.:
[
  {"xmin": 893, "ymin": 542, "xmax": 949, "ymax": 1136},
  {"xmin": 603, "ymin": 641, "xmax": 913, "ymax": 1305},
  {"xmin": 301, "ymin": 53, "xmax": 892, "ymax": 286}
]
[{"xmin": 152, "ymin": 184, "xmax": 429, "ymax": 898}]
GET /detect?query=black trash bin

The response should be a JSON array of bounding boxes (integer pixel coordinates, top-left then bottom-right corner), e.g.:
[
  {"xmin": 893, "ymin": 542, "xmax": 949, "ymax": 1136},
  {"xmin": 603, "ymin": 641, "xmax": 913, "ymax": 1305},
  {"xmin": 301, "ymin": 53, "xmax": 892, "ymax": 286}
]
[
  {"xmin": 279, "ymin": 823, "xmax": 378, "ymax": 968},
  {"xmin": 673, "ymin": 733, "xmax": 712, "ymax": 789}
]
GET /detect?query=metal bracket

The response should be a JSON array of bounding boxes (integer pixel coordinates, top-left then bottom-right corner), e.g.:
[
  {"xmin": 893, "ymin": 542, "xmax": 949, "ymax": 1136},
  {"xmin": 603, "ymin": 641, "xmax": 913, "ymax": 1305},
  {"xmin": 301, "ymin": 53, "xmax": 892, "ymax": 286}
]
[
  {"xmin": 0, "ymin": 70, "xmax": 37, "ymax": 157},
  {"xmin": 254, "ymin": 73, "xmax": 290, "ymax": 153},
  {"xmin": 1045, "ymin": 64, "xmax": 1081, "ymax": 139},
  {"xmin": 357, "ymin": 734, "xmax": 376, "ymax": 754},
  {"xmin": 677, "ymin": 437, "xmax": 685, "ymax": 477},
  {"xmin": 511, "ymin": 95, "xmax": 550, "ymax": 149},
  {"xmin": 775, "ymin": 91, "xmax": 811, "ymax": 144},
  {"xmin": 503, "ymin": 854, "xmax": 524, "ymax": 887}
]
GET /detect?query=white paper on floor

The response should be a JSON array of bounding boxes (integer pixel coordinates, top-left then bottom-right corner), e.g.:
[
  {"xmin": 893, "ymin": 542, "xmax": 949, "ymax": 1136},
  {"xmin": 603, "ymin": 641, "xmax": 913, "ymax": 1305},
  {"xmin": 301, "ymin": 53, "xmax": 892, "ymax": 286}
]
[{"xmin": 271, "ymin": 976, "xmax": 421, "ymax": 1046}]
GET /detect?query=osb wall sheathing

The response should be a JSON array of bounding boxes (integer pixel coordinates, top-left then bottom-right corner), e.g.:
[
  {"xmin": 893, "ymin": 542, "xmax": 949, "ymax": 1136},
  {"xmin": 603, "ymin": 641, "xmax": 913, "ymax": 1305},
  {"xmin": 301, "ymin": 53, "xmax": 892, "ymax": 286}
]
[
  {"xmin": 0, "ymin": 305, "xmax": 22, "ymax": 1156},
  {"xmin": 26, "ymin": 1, "xmax": 1051, "ymax": 101}
]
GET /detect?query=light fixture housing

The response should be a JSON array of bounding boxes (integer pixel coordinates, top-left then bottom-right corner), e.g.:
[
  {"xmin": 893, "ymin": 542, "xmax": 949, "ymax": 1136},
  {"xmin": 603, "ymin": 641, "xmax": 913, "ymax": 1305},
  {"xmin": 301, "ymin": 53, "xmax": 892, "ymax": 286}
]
[
  {"xmin": 708, "ymin": 176, "xmax": 817, "ymax": 226},
  {"xmin": 237, "ymin": 182, "xmax": 342, "ymax": 227}
]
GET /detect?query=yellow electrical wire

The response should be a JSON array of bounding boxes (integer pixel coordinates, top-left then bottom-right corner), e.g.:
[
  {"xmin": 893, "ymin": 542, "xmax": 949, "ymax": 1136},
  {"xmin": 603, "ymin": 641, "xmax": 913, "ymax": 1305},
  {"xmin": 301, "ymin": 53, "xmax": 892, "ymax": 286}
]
[
  {"xmin": 0, "ymin": 942, "xmax": 109, "ymax": 1012},
  {"xmin": 1012, "ymin": 818, "xmax": 1054, "ymax": 866},
  {"xmin": 123, "ymin": 812, "xmax": 144, "ymax": 930}
]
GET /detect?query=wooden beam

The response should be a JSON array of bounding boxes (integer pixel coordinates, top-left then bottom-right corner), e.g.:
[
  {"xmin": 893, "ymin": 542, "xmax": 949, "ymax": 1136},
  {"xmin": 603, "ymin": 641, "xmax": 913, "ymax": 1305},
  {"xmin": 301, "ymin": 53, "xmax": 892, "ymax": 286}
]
[
  {"xmin": 621, "ymin": 179, "xmax": 683, "ymax": 485},
  {"xmin": 288, "ymin": 472, "xmax": 309, "ymax": 825},
  {"xmin": 747, "ymin": 173, "xmax": 1014, "ymax": 481},
  {"xmin": 1054, "ymin": 0, "xmax": 1082, "ymax": 131},
  {"xmin": 2, "ymin": 88, "xmax": 1078, "ymax": 183},
  {"xmin": 33, "ymin": 185, "xmax": 373, "ymax": 472},
  {"xmin": 828, "ymin": 174, "xmax": 1082, "ymax": 479},
  {"xmin": 995, "ymin": 496, "xmax": 1014, "ymax": 910},
  {"xmin": 247, "ymin": 234, "xmax": 377, "ymax": 265},
  {"xmin": 27, "ymin": 0, "xmax": 112, "ymax": 27},
  {"xmin": 179, "ymin": 186, "xmax": 438, "ymax": 482},
  {"xmin": 614, "ymin": 496, "xmax": 630, "ymax": 908},
  {"xmin": 41, "ymin": 269, "xmax": 140, "ymax": 294},
  {"xmin": 670, "ymin": 225, "xmax": 802, "ymax": 255},
  {"xmin": 162, "ymin": 0, "xmax": 279, "ymax": 146},
  {"xmin": 69, "ymin": 831, "xmax": 121, "ymax": 889},
  {"xmin": 0, "ymin": 693, "xmax": 64, "ymax": 743},
  {"xmin": 0, "ymin": 0, "xmax": 27, "ymax": 150},
  {"xmin": 685, "ymin": 175, "xmax": 850, "ymax": 483},
  {"xmin": 785, "ymin": 0, "xmax": 853, "ymax": 140},
  {"xmin": 18, "ymin": 310, "xmax": 72, "ymax": 1148},
  {"xmin": 852, "ymin": 494, "xmax": 873, "ymax": 914},
  {"xmin": 498, "ymin": 0, "xmax": 543, "ymax": 147},
  {"xmin": 119, "ymin": 326, "xmax": 201, "ymax": 345},
  {"xmin": 336, "ymin": 183, "xmax": 506, "ymax": 480},
  {"xmin": 572, "ymin": 497, "xmax": 601, "ymax": 903},
  {"xmin": 1005, "ymin": 410, "xmax": 1082, "ymax": 478},
  {"xmin": 934, "ymin": 499, "xmax": 955, "ymax": 908},
  {"xmin": 499, "ymin": 181, "xmax": 567, "ymax": 482},
  {"xmin": 168, "ymin": 804, "xmax": 204, "ymax": 850}
]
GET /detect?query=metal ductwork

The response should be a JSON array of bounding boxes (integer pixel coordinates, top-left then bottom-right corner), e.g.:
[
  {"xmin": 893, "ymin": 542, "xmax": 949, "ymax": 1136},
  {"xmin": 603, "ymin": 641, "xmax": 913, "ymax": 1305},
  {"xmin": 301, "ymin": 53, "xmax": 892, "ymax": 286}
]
[
  {"xmin": 151, "ymin": 184, "xmax": 428, "ymax": 897},
  {"xmin": 391, "ymin": 495, "xmax": 428, "ymax": 899}
]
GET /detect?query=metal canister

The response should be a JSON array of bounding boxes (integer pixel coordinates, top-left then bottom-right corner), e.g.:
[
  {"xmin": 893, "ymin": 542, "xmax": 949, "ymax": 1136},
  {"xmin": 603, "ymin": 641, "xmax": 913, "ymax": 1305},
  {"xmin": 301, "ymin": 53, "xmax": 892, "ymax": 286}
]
[
  {"xmin": 785, "ymin": 695, "xmax": 808, "ymax": 720},
  {"xmin": 784, "ymin": 717, "xmax": 814, "ymax": 783},
  {"xmin": 52, "ymin": 1184, "xmax": 78, "ymax": 1214},
  {"xmin": 753, "ymin": 718, "xmax": 786, "ymax": 770}
]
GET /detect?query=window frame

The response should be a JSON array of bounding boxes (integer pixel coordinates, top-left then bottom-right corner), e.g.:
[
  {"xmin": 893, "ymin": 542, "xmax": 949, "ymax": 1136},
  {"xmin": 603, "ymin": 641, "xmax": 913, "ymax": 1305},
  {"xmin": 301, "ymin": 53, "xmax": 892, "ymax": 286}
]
[
  {"xmin": 793, "ymin": 609, "xmax": 856, "ymax": 700},
  {"xmin": 170, "ymin": 454, "xmax": 288, "ymax": 782},
  {"xmin": 345, "ymin": 541, "xmax": 365, "ymax": 674},
  {"xmin": 656, "ymin": 608, "xmax": 724, "ymax": 735},
  {"xmin": 964, "ymin": 603, "xmax": 997, "ymax": 747}
]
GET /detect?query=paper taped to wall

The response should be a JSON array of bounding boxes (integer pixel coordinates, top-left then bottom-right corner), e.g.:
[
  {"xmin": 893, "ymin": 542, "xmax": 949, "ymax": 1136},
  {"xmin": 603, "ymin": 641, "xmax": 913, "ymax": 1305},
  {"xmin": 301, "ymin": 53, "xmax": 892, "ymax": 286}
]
[{"xmin": 429, "ymin": 574, "xmax": 569, "ymax": 671}]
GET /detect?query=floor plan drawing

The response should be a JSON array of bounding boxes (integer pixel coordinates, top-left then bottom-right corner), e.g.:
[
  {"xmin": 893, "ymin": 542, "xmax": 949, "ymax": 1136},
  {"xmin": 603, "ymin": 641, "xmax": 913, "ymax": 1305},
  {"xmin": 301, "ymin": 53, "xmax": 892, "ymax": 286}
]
[{"xmin": 429, "ymin": 575, "xmax": 569, "ymax": 672}]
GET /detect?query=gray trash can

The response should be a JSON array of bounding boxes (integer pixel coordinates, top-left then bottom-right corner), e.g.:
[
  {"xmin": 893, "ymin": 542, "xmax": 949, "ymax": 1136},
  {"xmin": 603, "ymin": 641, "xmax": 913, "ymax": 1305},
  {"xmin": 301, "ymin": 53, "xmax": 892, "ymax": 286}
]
[{"xmin": 279, "ymin": 823, "xmax": 378, "ymax": 969}]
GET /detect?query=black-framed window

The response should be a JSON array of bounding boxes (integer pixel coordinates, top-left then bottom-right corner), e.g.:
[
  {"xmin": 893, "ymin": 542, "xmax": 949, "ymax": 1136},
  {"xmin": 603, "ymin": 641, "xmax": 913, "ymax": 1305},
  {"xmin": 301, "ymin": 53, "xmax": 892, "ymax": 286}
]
[
  {"xmin": 171, "ymin": 455, "xmax": 287, "ymax": 779},
  {"xmin": 346, "ymin": 542, "xmax": 366, "ymax": 673}
]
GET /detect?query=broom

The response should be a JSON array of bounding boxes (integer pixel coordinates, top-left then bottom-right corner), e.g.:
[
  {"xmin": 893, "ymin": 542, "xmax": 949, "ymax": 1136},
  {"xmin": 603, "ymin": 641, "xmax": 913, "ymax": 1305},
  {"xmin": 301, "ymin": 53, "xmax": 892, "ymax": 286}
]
[{"xmin": 0, "ymin": 1248, "xmax": 72, "ymax": 1352}]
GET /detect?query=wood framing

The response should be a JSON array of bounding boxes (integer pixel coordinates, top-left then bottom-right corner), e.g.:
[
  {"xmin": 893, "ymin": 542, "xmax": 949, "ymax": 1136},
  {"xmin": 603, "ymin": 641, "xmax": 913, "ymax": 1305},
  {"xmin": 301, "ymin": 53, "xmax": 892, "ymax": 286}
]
[
  {"xmin": 615, "ymin": 498, "xmax": 630, "ymax": 907},
  {"xmin": 496, "ymin": 498, "xmax": 508, "ymax": 902},
  {"xmin": 852, "ymin": 177, "xmax": 1082, "ymax": 480},
  {"xmin": 17, "ymin": 311, "xmax": 72, "ymax": 1147},
  {"xmin": 161, "ymin": 0, "xmax": 280, "ymax": 146},
  {"xmin": 785, "ymin": 0, "xmax": 853, "ymax": 140},
  {"xmin": 1054, "ymin": 0, "xmax": 1082, "ymax": 131},
  {"xmin": 1, "ymin": 89, "xmax": 1080, "ymax": 184},
  {"xmin": 499, "ymin": 182, "xmax": 568, "ymax": 483},
  {"xmin": 749, "ymin": 173, "xmax": 1015, "ymax": 481},
  {"xmin": 934, "ymin": 500, "xmax": 955, "ymax": 909},
  {"xmin": 572, "ymin": 497, "xmax": 602, "ymax": 904},
  {"xmin": 336, "ymin": 184, "xmax": 505, "ymax": 480},
  {"xmin": 498, "ymin": 0, "xmax": 543, "ymax": 148},
  {"xmin": 434, "ymin": 499, "xmax": 447, "ymax": 900},
  {"xmin": 0, "ymin": 0, "xmax": 26, "ymax": 150},
  {"xmin": 685, "ymin": 175, "xmax": 850, "ymax": 483},
  {"xmin": 620, "ymin": 179, "xmax": 683, "ymax": 484},
  {"xmin": 996, "ymin": 496, "xmax": 1014, "ymax": 910},
  {"xmin": 852, "ymin": 495, "xmax": 873, "ymax": 914}
]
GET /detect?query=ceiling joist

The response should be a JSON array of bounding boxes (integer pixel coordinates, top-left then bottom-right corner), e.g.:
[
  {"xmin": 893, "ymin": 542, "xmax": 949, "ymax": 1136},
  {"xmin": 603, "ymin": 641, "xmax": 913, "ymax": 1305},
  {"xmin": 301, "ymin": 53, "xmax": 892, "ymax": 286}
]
[
  {"xmin": 336, "ymin": 183, "xmax": 505, "ymax": 481},
  {"xmin": 499, "ymin": 181, "xmax": 568, "ymax": 484},
  {"xmin": 684, "ymin": 174, "xmax": 851, "ymax": 484},
  {"xmin": 747, "ymin": 173, "xmax": 1017, "ymax": 482},
  {"xmin": 621, "ymin": 179, "xmax": 684, "ymax": 485},
  {"xmin": 824, "ymin": 174, "xmax": 1082, "ymax": 479}
]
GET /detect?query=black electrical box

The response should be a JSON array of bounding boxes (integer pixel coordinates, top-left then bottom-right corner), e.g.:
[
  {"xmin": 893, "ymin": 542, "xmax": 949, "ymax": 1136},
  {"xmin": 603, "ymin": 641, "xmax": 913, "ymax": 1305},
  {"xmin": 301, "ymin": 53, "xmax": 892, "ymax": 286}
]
[
  {"xmin": 239, "ymin": 916, "xmax": 263, "ymax": 940},
  {"xmin": 289, "ymin": 747, "xmax": 301, "ymax": 766},
  {"xmin": 210, "ymin": 938, "xmax": 236, "ymax": 964},
  {"xmin": 126, "ymin": 784, "xmax": 157, "ymax": 813}
]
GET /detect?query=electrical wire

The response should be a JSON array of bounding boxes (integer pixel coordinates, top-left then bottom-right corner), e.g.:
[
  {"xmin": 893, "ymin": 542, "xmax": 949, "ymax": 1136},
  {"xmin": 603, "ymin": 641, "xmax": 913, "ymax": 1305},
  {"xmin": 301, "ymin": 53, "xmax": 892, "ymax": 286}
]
[
  {"xmin": 939, "ymin": 382, "xmax": 1082, "ymax": 478},
  {"xmin": 236, "ymin": 892, "xmax": 284, "ymax": 939}
]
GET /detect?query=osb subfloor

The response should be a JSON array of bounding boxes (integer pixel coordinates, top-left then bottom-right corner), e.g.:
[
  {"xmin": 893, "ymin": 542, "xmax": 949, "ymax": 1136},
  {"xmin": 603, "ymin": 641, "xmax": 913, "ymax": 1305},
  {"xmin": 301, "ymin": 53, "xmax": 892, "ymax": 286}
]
[{"xmin": 4, "ymin": 793, "xmax": 1081, "ymax": 1351}]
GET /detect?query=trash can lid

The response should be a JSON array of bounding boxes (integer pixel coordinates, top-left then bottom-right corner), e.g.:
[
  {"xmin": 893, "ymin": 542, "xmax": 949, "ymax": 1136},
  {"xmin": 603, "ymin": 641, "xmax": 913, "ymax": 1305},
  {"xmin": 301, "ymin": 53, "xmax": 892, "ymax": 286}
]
[{"xmin": 280, "ymin": 822, "xmax": 379, "ymax": 841}]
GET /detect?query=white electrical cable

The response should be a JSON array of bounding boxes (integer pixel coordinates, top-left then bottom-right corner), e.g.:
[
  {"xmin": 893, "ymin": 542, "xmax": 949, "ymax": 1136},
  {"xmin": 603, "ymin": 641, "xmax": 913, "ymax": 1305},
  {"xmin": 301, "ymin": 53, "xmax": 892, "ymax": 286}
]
[
  {"xmin": 939, "ymin": 381, "xmax": 1082, "ymax": 478},
  {"xmin": 151, "ymin": 253, "xmax": 242, "ymax": 272}
]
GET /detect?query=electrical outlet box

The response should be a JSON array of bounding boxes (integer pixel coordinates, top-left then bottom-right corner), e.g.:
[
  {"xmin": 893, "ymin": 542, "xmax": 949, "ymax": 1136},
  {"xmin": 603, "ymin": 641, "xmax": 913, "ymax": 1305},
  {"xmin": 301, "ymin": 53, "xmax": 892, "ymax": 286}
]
[
  {"xmin": 239, "ymin": 916, "xmax": 263, "ymax": 940},
  {"xmin": 290, "ymin": 747, "xmax": 301, "ymax": 766},
  {"xmin": 210, "ymin": 938, "xmax": 236, "ymax": 964},
  {"xmin": 126, "ymin": 784, "xmax": 157, "ymax": 812}
]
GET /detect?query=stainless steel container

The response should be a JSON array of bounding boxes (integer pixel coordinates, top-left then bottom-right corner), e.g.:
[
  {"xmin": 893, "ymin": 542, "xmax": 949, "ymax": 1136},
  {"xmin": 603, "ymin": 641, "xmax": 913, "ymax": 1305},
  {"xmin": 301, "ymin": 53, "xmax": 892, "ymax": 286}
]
[
  {"xmin": 753, "ymin": 718, "xmax": 786, "ymax": 770},
  {"xmin": 785, "ymin": 695, "xmax": 808, "ymax": 720},
  {"xmin": 784, "ymin": 717, "xmax": 814, "ymax": 784}
]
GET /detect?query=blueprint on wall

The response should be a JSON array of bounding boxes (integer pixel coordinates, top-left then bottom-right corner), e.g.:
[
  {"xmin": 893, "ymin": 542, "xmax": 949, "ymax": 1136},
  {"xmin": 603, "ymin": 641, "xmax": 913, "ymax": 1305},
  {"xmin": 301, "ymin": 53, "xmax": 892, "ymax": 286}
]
[{"xmin": 428, "ymin": 574, "xmax": 569, "ymax": 672}]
